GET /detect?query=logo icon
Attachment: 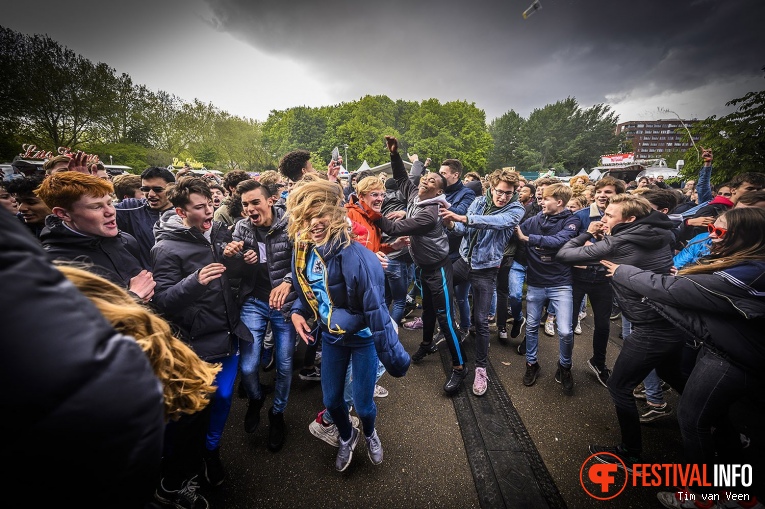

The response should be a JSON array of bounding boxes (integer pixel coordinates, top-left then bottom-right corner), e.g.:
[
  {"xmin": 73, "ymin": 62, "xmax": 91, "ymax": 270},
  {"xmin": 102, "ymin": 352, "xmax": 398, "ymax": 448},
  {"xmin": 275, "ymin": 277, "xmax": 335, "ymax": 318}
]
[{"xmin": 580, "ymin": 453, "xmax": 628, "ymax": 500}]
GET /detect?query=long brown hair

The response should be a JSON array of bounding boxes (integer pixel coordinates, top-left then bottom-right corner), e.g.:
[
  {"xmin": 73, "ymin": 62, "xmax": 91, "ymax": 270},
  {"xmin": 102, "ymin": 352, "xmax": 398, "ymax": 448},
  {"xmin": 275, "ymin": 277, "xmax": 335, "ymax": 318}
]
[
  {"xmin": 680, "ymin": 208, "xmax": 765, "ymax": 275},
  {"xmin": 56, "ymin": 264, "xmax": 220, "ymax": 421}
]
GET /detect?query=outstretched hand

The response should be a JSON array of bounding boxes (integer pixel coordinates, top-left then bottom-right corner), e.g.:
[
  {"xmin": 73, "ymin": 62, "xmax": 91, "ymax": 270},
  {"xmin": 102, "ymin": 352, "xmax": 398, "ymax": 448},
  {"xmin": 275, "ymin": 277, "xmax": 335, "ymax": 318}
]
[
  {"xmin": 701, "ymin": 146, "xmax": 713, "ymax": 165},
  {"xmin": 384, "ymin": 136, "xmax": 398, "ymax": 154},
  {"xmin": 67, "ymin": 151, "xmax": 90, "ymax": 174},
  {"xmin": 600, "ymin": 260, "xmax": 620, "ymax": 277}
]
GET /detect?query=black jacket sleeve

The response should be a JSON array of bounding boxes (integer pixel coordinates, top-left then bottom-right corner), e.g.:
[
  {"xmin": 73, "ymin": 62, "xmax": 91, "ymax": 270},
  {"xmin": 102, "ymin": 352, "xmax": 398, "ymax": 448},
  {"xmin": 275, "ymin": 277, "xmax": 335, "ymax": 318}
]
[{"xmin": 0, "ymin": 211, "xmax": 165, "ymax": 507}]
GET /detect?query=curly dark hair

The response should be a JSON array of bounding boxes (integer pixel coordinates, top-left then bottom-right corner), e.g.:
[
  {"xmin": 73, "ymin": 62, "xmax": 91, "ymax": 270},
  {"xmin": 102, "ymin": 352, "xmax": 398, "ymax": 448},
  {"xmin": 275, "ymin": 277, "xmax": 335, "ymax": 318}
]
[
  {"xmin": 221, "ymin": 170, "xmax": 250, "ymax": 193},
  {"xmin": 278, "ymin": 150, "xmax": 311, "ymax": 182},
  {"xmin": 6, "ymin": 175, "xmax": 45, "ymax": 198}
]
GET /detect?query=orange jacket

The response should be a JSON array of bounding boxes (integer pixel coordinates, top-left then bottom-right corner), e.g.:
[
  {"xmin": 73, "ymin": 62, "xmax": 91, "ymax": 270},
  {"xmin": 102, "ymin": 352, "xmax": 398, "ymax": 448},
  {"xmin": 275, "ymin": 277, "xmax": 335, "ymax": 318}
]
[{"xmin": 345, "ymin": 195, "xmax": 392, "ymax": 254}]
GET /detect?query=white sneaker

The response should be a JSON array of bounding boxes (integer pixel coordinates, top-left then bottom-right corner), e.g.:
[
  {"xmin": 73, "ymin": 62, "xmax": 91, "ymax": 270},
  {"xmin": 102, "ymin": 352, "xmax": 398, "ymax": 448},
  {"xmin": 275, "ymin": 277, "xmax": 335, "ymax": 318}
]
[
  {"xmin": 473, "ymin": 367, "xmax": 488, "ymax": 396},
  {"xmin": 544, "ymin": 316, "xmax": 555, "ymax": 336},
  {"xmin": 574, "ymin": 319, "xmax": 582, "ymax": 335},
  {"xmin": 373, "ymin": 384, "xmax": 389, "ymax": 398},
  {"xmin": 308, "ymin": 409, "xmax": 360, "ymax": 447}
]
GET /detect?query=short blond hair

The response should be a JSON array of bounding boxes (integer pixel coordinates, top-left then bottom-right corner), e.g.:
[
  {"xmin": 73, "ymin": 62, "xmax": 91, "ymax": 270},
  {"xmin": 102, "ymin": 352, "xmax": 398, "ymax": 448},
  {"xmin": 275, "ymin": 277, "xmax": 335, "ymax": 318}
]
[
  {"xmin": 356, "ymin": 175, "xmax": 385, "ymax": 196},
  {"xmin": 543, "ymin": 183, "xmax": 573, "ymax": 204},
  {"xmin": 607, "ymin": 194, "xmax": 652, "ymax": 220}
]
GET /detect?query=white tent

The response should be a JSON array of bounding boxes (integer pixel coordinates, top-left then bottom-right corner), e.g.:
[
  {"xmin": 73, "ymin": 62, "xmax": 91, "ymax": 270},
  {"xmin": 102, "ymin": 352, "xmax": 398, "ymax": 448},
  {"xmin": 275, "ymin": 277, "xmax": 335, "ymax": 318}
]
[
  {"xmin": 588, "ymin": 168, "xmax": 602, "ymax": 181},
  {"xmin": 355, "ymin": 160, "xmax": 371, "ymax": 173},
  {"xmin": 575, "ymin": 168, "xmax": 589, "ymax": 176}
]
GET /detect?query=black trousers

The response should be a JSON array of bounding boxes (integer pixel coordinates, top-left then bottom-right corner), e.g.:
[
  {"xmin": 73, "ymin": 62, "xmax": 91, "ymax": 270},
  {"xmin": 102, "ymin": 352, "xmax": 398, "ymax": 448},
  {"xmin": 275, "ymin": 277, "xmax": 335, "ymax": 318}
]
[{"xmin": 419, "ymin": 258, "xmax": 467, "ymax": 367}]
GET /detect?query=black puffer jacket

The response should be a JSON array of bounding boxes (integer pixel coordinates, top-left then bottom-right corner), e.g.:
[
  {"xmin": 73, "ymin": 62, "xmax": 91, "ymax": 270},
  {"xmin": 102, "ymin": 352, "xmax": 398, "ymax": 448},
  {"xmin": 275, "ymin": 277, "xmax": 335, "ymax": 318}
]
[
  {"xmin": 1, "ymin": 207, "xmax": 165, "ymax": 508},
  {"xmin": 151, "ymin": 211, "xmax": 252, "ymax": 361},
  {"xmin": 232, "ymin": 206, "xmax": 297, "ymax": 320},
  {"xmin": 40, "ymin": 215, "xmax": 144, "ymax": 288},
  {"xmin": 557, "ymin": 210, "xmax": 675, "ymax": 324},
  {"xmin": 612, "ymin": 261, "xmax": 765, "ymax": 376}
]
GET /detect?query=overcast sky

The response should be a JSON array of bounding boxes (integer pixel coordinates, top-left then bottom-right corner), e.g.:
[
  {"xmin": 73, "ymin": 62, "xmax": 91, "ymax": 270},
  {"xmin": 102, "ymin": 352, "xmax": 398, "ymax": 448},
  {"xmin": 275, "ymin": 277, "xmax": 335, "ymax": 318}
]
[{"xmin": 4, "ymin": 0, "xmax": 764, "ymax": 125}]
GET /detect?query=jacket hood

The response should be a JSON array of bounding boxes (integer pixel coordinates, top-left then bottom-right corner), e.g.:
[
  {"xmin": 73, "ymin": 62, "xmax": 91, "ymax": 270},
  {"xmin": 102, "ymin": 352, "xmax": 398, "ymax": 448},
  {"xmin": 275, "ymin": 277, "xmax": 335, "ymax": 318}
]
[
  {"xmin": 40, "ymin": 214, "xmax": 103, "ymax": 247},
  {"xmin": 610, "ymin": 210, "xmax": 675, "ymax": 248},
  {"xmin": 153, "ymin": 209, "xmax": 191, "ymax": 241},
  {"xmin": 717, "ymin": 261, "xmax": 765, "ymax": 300},
  {"xmin": 708, "ymin": 195, "xmax": 734, "ymax": 207}
]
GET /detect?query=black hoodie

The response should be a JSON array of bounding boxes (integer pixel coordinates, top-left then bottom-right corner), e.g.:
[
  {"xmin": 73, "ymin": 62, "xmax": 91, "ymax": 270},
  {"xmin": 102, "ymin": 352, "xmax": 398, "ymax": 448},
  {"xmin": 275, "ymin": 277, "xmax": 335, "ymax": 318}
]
[{"xmin": 557, "ymin": 210, "xmax": 675, "ymax": 324}]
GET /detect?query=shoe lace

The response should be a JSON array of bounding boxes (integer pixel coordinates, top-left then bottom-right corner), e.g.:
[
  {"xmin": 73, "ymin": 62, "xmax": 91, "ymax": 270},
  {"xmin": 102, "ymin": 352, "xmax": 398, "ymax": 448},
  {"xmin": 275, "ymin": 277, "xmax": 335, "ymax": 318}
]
[
  {"xmin": 178, "ymin": 476, "xmax": 202, "ymax": 503},
  {"xmin": 367, "ymin": 432, "xmax": 382, "ymax": 452}
]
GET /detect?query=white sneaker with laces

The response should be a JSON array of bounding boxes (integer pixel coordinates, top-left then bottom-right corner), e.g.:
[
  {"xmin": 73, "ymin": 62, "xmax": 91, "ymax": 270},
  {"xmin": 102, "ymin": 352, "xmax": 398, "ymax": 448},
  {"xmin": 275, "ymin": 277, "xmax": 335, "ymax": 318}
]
[
  {"xmin": 309, "ymin": 410, "xmax": 360, "ymax": 447},
  {"xmin": 574, "ymin": 319, "xmax": 582, "ymax": 335},
  {"xmin": 373, "ymin": 384, "xmax": 389, "ymax": 398},
  {"xmin": 544, "ymin": 316, "xmax": 555, "ymax": 336},
  {"xmin": 473, "ymin": 367, "xmax": 488, "ymax": 396}
]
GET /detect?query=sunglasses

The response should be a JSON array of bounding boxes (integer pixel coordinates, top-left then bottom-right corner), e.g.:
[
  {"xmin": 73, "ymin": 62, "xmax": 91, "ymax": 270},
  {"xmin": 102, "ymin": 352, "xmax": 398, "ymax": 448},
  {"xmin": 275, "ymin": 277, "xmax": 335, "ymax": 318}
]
[
  {"xmin": 707, "ymin": 224, "xmax": 727, "ymax": 237},
  {"xmin": 139, "ymin": 186, "xmax": 166, "ymax": 194}
]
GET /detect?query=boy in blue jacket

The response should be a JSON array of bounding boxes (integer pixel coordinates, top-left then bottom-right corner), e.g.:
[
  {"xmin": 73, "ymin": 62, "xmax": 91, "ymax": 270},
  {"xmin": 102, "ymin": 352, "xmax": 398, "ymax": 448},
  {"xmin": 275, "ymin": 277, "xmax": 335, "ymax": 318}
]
[{"xmin": 515, "ymin": 183, "xmax": 580, "ymax": 394}]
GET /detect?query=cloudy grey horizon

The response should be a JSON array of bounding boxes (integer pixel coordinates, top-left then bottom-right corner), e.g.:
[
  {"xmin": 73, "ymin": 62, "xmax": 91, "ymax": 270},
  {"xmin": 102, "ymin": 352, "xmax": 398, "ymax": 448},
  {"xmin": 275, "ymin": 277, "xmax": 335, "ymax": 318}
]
[{"xmin": 4, "ymin": 0, "xmax": 764, "ymax": 124}]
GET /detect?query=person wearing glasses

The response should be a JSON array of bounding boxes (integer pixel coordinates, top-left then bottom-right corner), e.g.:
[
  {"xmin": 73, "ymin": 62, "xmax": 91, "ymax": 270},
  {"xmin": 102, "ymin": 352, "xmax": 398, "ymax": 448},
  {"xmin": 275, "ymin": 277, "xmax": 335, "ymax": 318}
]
[
  {"xmin": 556, "ymin": 194, "xmax": 679, "ymax": 469},
  {"xmin": 439, "ymin": 168, "xmax": 526, "ymax": 396},
  {"xmin": 600, "ymin": 207, "xmax": 765, "ymax": 508},
  {"xmin": 115, "ymin": 166, "xmax": 176, "ymax": 268}
]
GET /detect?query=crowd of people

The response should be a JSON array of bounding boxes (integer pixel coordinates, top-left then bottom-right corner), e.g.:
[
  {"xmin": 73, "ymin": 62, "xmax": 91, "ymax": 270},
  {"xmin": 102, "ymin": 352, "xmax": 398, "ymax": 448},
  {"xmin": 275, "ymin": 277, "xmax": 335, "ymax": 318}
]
[{"xmin": 3, "ymin": 142, "xmax": 764, "ymax": 509}]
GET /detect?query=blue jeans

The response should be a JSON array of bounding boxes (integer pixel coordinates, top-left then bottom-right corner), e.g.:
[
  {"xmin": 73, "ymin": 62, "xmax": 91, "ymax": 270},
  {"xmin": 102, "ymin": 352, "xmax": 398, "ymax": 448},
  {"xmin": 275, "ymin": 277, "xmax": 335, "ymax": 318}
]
[
  {"xmin": 508, "ymin": 261, "xmax": 526, "ymax": 321},
  {"xmin": 322, "ymin": 339, "xmax": 378, "ymax": 440},
  {"xmin": 454, "ymin": 281, "xmax": 471, "ymax": 330},
  {"xmin": 525, "ymin": 285, "xmax": 574, "ymax": 368},
  {"xmin": 240, "ymin": 297, "xmax": 296, "ymax": 413},
  {"xmin": 206, "ymin": 352, "xmax": 239, "ymax": 451},
  {"xmin": 323, "ymin": 359, "xmax": 386, "ymax": 425},
  {"xmin": 385, "ymin": 258, "xmax": 414, "ymax": 324}
]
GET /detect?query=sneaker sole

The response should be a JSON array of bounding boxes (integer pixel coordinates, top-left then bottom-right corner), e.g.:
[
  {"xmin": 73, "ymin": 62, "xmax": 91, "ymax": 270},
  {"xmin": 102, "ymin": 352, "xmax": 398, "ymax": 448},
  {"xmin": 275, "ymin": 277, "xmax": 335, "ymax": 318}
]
[
  {"xmin": 586, "ymin": 359, "xmax": 609, "ymax": 388},
  {"xmin": 472, "ymin": 385, "xmax": 487, "ymax": 396}
]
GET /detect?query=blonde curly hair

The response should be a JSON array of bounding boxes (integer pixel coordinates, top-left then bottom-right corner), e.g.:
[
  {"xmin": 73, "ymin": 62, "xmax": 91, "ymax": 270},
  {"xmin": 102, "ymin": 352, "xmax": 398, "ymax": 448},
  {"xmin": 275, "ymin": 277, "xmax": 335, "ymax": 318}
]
[
  {"xmin": 55, "ymin": 264, "xmax": 220, "ymax": 421},
  {"xmin": 287, "ymin": 178, "xmax": 351, "ymax": 248}
]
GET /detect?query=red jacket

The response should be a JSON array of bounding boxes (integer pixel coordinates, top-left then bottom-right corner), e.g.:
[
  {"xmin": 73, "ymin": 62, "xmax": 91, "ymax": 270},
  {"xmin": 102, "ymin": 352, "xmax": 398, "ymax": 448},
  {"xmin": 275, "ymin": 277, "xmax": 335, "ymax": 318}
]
[{"xmin": 345, "ymin": 195, "xmax": 392, "ymax": 254}]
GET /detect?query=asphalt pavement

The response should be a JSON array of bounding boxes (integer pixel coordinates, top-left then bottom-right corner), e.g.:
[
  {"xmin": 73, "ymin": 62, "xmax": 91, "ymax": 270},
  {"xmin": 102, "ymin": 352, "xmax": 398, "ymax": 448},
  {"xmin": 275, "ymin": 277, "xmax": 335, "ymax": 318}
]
[{"xmin": 175, "ymin": 306, "xmax": 760, "ymax": 509}]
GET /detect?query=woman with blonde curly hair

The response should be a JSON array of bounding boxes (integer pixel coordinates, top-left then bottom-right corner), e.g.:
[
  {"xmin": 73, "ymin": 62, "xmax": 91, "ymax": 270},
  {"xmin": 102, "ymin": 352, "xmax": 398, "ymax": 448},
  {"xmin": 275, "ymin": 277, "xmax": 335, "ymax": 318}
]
[
  {"xmin": 57, "ymin": 264, "xmax": 220, "ymax": 508},
  {"xmin": 287, "ymin": 179, "xmax": 409, "ymax": 472},
  {"xmin": 56, "ymin": 265, "xmax": 220, "ymax": 420}
]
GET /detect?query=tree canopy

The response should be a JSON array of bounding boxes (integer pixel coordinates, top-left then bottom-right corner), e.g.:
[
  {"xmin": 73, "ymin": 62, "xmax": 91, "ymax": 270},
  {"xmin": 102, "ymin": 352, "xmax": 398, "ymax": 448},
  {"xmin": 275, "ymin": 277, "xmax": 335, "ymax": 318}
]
[{"xmin": 2, "ymin": 25, "xmax": 761, "ymax": 181}]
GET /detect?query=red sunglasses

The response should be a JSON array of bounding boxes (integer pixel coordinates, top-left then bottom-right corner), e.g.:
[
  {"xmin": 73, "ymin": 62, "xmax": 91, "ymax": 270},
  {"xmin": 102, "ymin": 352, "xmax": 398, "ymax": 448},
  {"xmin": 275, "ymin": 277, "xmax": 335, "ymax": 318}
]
[{"xmin": 707, "ymin": 224, "xmax": 727, "ymax": 237}]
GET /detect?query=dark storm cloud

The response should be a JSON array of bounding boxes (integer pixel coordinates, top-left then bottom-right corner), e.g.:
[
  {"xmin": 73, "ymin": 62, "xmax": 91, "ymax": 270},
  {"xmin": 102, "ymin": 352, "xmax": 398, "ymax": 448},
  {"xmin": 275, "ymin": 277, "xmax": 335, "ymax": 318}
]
[{"xmin": 204, "ymin": 0, "xmax": 765, "ymax": 119}]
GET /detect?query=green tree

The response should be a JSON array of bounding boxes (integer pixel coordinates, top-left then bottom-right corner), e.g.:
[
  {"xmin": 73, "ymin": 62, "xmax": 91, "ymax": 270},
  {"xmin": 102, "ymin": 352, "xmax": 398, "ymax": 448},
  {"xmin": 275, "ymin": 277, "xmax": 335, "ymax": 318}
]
[
  {"xmin": 487, "ymin": 110, "xmax": 525, "ymax": 171},
  {"xmin": 0, "ymin": 27, "xmax": 120, "ymax": 151},
  {"xmin": 513, "ymin": 98, "xmax": 619, "ymax": 175},
  {"xmin": 679, "ymin": 89, "xmax": 765, "ymax": 184}
]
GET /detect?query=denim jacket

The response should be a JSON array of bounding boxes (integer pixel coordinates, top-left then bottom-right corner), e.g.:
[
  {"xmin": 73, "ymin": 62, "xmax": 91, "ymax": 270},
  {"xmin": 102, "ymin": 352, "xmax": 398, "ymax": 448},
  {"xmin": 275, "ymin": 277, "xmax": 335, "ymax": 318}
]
[{"xmin": 452, "ymin": 194, "xmax": 526, "ymax": 270}]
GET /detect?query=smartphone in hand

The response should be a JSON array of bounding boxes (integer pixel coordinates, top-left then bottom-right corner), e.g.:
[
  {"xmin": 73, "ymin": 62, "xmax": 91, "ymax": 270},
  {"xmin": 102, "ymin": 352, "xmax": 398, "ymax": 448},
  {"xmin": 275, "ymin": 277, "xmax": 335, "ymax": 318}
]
[{"xmin": 331, "ymin": 147, "xmax": 340, "ymax": 166}]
